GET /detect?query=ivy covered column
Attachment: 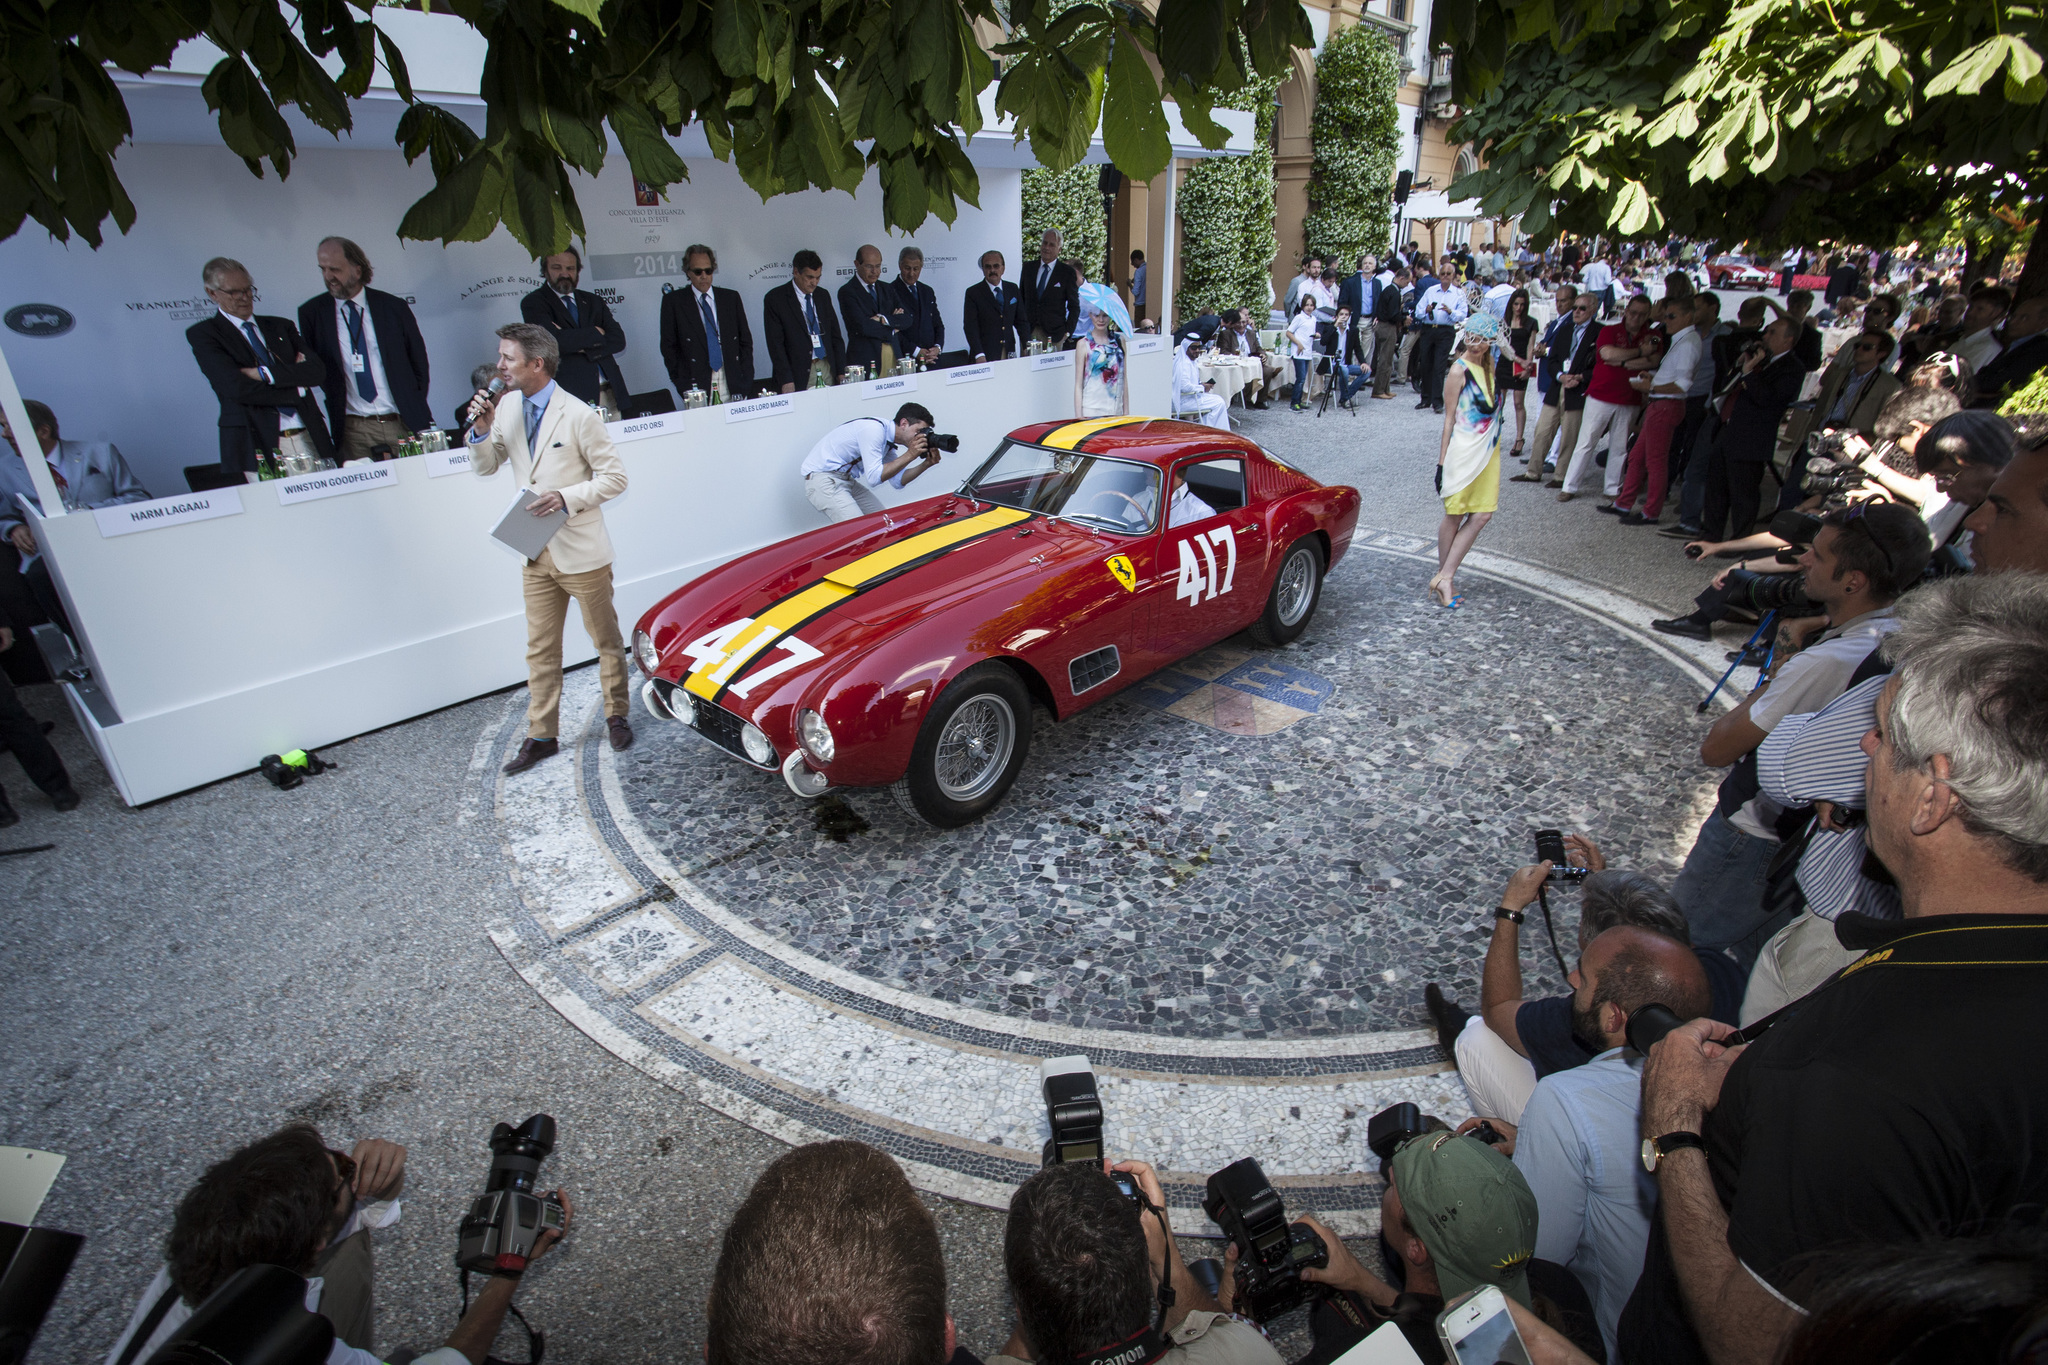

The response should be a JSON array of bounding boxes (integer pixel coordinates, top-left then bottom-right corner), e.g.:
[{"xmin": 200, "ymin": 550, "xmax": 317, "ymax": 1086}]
[
  {"xmin": 1304, "ymin": 28, "xmax": 1403, "ymax": 265},
  {"xmin": 1023, "ymin": 165, "xmax": 1111, "ymax": 278},
  {"xmin": 1175, "ymin": 78, "xmax": 1282, "ymax": 327}
]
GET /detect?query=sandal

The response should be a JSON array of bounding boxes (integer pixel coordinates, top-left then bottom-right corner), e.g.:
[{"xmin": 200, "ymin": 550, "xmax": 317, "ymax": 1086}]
[
  {"xmin": 1509, "ymin": 442, "xmax": 1524, "ymax": 461},
  {"xmin": 1426, "ymin": 571, "xmax": 1446, "ymax": 602},
  {"xmin": 1441, "ymin": 593, "xmax": 1466, "ymax": 611},
  {"xmin": 1432, "ymin": 577, "xmax": 1456, "ymax": 608}
]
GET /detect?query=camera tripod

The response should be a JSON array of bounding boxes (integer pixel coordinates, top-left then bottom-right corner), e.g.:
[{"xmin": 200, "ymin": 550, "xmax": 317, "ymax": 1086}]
[{"xmin": 1697, "ymin": 609, "xmax": 1780, "ymax": 714}]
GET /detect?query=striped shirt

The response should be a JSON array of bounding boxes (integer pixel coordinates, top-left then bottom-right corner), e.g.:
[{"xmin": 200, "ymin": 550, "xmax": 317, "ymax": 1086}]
[{"xmin": 1757, "ymin": 674, "xmax": 1901, "ymax": 921}]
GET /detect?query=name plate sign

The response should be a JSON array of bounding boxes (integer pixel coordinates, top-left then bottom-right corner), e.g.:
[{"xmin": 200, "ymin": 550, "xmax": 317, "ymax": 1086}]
[
  {"xmin": 608, "ymin": 412, "xmax": 686, "ymax": 444},
  {"xmin": 1130, "ymin": 335, "xmax": 1168, "ymax": 355},
  {"xmin": 862, "ymin": 374, "xmax": 920, "ymax": 400},
  {"xmin": 726, "ymin": 394, "xmax": 797, "ymax": 424},
  {"xmin": 426, "ymin": 447, "xmax": 474, "ymax": 478},
  {"xmin": 946, "ymin": 364, "xmax": 995, "ymax": 385},
  {"xmin": 275, "ymin": 464, "xmax": 400, "ymax": 506},
  {"xmin": 1032, "ymin": 351, "xmax": 1075, "ymax": 371},
  {"xmin": 94, "ymin": 489, "xmax": 245, "ymax": 538}
]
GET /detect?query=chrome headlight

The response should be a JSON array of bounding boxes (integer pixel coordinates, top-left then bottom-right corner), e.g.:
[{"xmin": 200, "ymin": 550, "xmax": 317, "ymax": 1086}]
[
  {"xmin": 668, "ymin": 687, "xmax": 696, "ymax": 727},
  {"xmin": 798, "ymin": 709, "xmax": 836, "ymax": 764},
  {"xmin": 740, "ymin": 722, "xmax": 776, "ymax": 765},
  {"xmin": 632, "ymin": 629, "xmax": 660, "ymax": 674}
]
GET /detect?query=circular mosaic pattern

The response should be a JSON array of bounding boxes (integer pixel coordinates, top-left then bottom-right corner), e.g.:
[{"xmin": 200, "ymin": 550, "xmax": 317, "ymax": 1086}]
[
  {"xmin": 479, "ymin": 531, "xmax": 1729, "ymax": 1224},
  {"xmin": 611, "ymin": 540, "xmax": 1716, "ymax": 1038}
]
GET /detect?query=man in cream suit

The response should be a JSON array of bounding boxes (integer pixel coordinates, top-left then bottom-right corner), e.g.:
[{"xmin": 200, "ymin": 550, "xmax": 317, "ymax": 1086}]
[{"xmin": 467, "ymin": 322, "xmax": 632, "ymax": 773}]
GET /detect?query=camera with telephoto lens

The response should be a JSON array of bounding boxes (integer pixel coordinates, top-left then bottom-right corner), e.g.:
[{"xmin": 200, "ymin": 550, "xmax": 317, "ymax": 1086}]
[
  {"xmin": 1040, "ymin": 1057, "xmax": 1140, "ymax": 1203},
  {"xmin": 456, "ymin": 1115, "xmax": 566, "ymax": 1276},
  {"xmin": 1722, "ymin": 566, "xmax": 1817, "ymax": 615},
  {"xmin": 924, "ymin": 431, "xmax": 960, "ymax": 453},
  {"xmin": 1202, "ymin": 1158, "xmax": 1327, "ymax": 1323},
  {"xmin": 1803, "ymin": 428, "xmax": 1874, "ymax": 500}
]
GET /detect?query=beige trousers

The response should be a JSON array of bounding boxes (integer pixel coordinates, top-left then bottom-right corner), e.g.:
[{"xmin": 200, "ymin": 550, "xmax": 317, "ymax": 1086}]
[
  {"xmin": 341, "ymin": 413, "xmax": 413, "ymax": 463},
  {"xmin": 1524, "ymin": 401, "xmax": 1585, "ymax": 475},
  {"xmin": 521, "ymin": 546, "xmax": 629, "ymax": 739},
  {"xmin": 313, "ymin": 1228, "xmax": 375, "ymax": 1352},
  {"xmin": 1740, "ymin": 910, "xmax": 1863, "ymax": 1025}
]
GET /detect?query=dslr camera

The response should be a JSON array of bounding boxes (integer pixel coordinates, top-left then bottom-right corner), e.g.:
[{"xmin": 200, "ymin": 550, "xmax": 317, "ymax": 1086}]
[
  {"xmin": 923, "ymin": 430, "xmax": 960, "ymax": 453},
  {"xmin": 1202, "ymin": 1158, "xmax": 1328, "ymax": 1322},
  {"xmin": 1367, "ymin": 1102, "xmax": 1507, "ymax": 1174},
  {"xmin": 1532, "ymin": 828, "xmax": 1588, "ymax": 884},
  {"xmin": 1041, "ymin": 1056, "xmax": 1139, "ymax": 1202},
  {"xmin": 457, "ymin": 1114, "xmax": 567, "ymax": 1275}
]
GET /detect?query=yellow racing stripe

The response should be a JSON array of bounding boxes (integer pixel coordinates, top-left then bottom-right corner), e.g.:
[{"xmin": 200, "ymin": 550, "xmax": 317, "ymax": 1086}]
[
  {"xmin": 1039, "ymin": 415, "xmax": 1152, "ymax": 450},
  {"xmin": 683, "ymin": 505, "xmax": 1032, "ymax": 702}
]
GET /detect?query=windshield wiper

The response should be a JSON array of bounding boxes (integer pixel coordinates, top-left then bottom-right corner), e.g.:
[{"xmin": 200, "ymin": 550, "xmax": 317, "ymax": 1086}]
[{"xmin": 1060, "ymin": 510, "xmax": 1124, "ymax": 530}]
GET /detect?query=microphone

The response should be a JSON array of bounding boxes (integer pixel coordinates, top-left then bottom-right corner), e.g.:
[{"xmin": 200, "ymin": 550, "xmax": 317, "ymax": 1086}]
[{"xmin": 468, "ymin": 377, "xmax": 506, "ymax": 426}]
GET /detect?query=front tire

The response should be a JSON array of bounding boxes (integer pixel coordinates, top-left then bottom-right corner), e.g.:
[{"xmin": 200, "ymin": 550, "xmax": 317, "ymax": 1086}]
[
  {"xmin": 1248, "ymin": 538, "xmax": 1324, "ymax": 647},
  {"xmin": 891, "ymin": 662, "xmax": 1033, "ymax": 827}
]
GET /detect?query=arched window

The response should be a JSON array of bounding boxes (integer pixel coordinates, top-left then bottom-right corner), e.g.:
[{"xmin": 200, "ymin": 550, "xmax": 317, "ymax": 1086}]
[{"xmin": 1453, "ymin": 147, "xmax": 1479, "ymax": 181}]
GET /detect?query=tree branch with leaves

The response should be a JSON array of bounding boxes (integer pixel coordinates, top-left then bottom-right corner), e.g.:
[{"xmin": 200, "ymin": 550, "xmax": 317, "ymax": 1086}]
[{"xmin": 0, "ymin": 0, "xmax": 1311, "ymax": 256}]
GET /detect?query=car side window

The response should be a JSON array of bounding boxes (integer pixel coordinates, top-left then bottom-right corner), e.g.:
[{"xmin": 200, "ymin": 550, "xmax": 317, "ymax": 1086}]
[{"xmin": 1180, "ymin": 457, "xmax": 1246, "ymax": 515}]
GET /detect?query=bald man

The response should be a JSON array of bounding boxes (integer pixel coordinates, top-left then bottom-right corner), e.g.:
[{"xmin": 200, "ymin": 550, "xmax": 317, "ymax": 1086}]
[
  {"xmin": 1471, "ymin": 927, "xmax": 1709, "ymax": 1362},
  {"xmin": 838, "ymin": 243, "xmax": 901, "ymax": 374}
]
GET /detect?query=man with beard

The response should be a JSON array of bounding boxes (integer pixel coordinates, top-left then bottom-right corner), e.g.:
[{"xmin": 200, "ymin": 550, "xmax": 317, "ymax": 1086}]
[
  {"xmin": 1469, "ymin": 927, "xmax": 1711, "ymax": 1364},
  {"xmin": 296, "ymin": 237, "xmax": 433, "ymax": 463}
]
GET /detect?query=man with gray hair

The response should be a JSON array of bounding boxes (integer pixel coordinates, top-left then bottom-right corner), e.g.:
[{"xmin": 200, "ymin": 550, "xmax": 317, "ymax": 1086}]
[
  {"xmin": 1622, "ymin": 573, "xmax": 2048, "ymax": 1365},
  {"xmin": 466, "ymin": 322, "xmax": 631, "ymax": 773},
  {"xmin": 889, "ymin": 246, "xmax": 944, "ymax": 368},
  {"xmin": 1422, "ymin": 833, "xmax": 1743, "ymax": 1124},
  {"xmin": 187, "ymin": 256, "xmax": 338, "ymax": 474}
]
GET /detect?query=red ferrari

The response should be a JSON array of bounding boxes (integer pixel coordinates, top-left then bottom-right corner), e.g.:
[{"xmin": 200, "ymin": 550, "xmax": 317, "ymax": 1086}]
[{"xmin": 631, "ymin": 416, "xmax": 1362, "ymax": 826}]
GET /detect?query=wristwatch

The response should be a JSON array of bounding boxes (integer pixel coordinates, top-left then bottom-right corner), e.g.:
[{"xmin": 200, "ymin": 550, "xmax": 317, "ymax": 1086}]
[
  {"xmin": 1494, "ymin": 905, "xmax": 1525, "ymax": 924},
  {"xmin": 1642, "ymin": 1131, "xmax": 1706, "ymax": 1172}
]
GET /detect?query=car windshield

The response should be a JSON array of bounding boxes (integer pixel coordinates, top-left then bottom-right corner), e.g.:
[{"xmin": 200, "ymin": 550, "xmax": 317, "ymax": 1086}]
[{"xmin": 962, "ymin": 441, "xmax": 1162, "ymax": 534}]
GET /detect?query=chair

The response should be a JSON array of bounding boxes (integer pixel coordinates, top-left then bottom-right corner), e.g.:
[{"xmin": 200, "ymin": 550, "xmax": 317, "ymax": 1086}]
[
  {"xmin": 625, "ymin": 388, "xmax": 676, "ymax": 418},
  {"xmin": 184, "ymin": 464, "xmax": 243, "ymax": 493}
]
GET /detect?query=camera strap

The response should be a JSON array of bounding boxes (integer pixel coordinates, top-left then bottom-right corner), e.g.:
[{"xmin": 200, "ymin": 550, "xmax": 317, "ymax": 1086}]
[
  {"xmin": 1070, "ymin": 1199, "xmax": 1177, "ymax": 1365},
  {"xmin": 1533, "ymin": 884, "xmax": 1571, "ymax": 982},
  {"xmin": 460, "ymin": 1268, "xmax": 545, "ymax": 1365}
]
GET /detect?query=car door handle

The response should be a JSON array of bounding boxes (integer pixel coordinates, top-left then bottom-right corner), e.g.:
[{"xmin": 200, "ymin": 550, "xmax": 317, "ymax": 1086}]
[{"xmin": 1243, "ymin": 522, "xmax": 1260, "ymax": 533}]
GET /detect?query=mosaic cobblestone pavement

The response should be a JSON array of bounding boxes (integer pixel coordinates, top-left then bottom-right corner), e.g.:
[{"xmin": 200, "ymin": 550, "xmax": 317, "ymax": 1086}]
[{"xmin": 478, "ymin": 530, "xmax": 1728, "ymax": 1228}]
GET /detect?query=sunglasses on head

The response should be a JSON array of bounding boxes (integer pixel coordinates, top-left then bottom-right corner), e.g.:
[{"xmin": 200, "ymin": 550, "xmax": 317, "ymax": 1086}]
[{"xmin": 1835, "ymin": 504, "xmax": 1899, "ymax": 587}]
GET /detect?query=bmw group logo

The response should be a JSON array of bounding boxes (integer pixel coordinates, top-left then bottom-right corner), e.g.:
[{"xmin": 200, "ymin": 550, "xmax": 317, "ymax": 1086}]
[{"xmin": 5, "ymin": 304, "xmax": 73, "ymax": 338}]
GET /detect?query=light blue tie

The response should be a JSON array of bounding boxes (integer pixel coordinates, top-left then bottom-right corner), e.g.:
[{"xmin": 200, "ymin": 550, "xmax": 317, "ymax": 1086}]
[{"xmin": 525, "ymin": 395, "xmax": 544, "ymax": 452}]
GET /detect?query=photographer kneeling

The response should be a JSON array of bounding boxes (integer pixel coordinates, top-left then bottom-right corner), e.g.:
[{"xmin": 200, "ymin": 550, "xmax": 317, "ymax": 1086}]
[
  {"xmin": 1290, "ymin": 1130, "xmax": 1605, "ymax": 1363},
  {"xmin": 106, "ymin": 1123, "xmax": 569, "ymax": 1365},
  {"xmin": 996, "ymin": 1158, "xmax": 1281, "ymax": 1365},
  {"xmin": 799, "ymin": 402, "xmax": 947, "ymax": 523}
]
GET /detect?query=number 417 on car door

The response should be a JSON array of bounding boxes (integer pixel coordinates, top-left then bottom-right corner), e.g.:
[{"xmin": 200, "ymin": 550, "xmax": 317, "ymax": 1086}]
[{"xmin": 1175, "ymin": 526, "xmax": 1237, "ymax": 605}]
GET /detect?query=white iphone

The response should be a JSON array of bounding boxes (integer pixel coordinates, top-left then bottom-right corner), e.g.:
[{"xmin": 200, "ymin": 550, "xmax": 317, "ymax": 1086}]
[{"xmin": 1436, "ymin": 1286, "xmax": 1535, "ymax": 1365}]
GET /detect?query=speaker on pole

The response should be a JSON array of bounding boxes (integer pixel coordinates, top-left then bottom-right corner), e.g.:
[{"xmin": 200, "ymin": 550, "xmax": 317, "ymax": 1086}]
[{"xmin": 1394, "ymin": 170, "xmax": 1413, "ymax": 204}]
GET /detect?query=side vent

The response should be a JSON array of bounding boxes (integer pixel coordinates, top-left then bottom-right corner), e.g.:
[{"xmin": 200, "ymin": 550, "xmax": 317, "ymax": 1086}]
[{"xmin": 1069, "ymin": 645, "xmax": 1121, "ymax": 694}]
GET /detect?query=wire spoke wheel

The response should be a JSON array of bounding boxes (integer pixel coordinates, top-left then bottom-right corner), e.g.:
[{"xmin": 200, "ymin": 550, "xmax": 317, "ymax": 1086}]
[
  {"xmin": 933, "ymin": 695, "xmax": 1016, "ymax": 801},
  {"xmin": 1275, "ymin": 547, "xmax": 1315, "ymax": 626}
]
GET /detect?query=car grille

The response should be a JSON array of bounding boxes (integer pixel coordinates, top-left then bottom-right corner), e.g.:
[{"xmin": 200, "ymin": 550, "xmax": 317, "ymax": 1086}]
[
  {"xmin": 1069, "ymin": 645, "xmax": 1121, "ymax": 694},
  {"xmin": 690, "ymin": 694, "xmax": 771, "ymax": 768}
]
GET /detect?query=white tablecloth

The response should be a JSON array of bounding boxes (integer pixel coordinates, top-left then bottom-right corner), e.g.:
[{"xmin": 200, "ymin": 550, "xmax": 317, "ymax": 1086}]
[{"xmin": 1199, "ymin": 355, "xmax": 1264, "ymax": 404}]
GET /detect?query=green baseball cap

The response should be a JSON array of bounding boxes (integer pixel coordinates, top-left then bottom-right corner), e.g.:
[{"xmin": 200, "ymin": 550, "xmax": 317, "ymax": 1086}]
[{"xmin": 1389, "ymin": 1131, "xmax": 1538, "ymax": 1309}]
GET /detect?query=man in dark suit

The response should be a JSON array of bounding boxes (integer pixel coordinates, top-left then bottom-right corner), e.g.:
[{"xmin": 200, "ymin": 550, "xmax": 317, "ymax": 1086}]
[
  {"xmin": 521, "ymin": 245, "xmax": 628, "ymax": 408},
  {"xmin": 839, "ymin": 244, "xmax": 901, "ymax": 373},
  {"xmin": 1336, "ymin": 253, "xmax": 1380, "ymax": 366},
  {"xmin": 1702, "ymin": 319, "xmax": 1806, "ymax": 541},
  {"xmin": 1020, "ymin": 230, "xmax": 1080, "ymax": 347},
  {"xmin": 189, "ymin": 257, "xmax": 336, "ymax": 475},
  {"xmin": 296, "ymin": 237, "xmax": 432, "ymax": 462},
  {"xmin": 1511, "ymin": 289, "xmax": 1601, "ymax": 482},
  {"xmin": 762, "ymin": 250, "xmax": 845, "ymax": 392},
  {"xmin": 963, "ymin": 250, "xmax": 1022, "ymax": 362},
  {"xmin": 1971, "ymin": 294, "xmax": 2048, "ymax": 409},
  {"xmin": 890, "ymin": 246, "xmax": 945, "ymax": 368},
  {"xmin": 659, "ymin": 243, "xmax": 755, "ymax": 402}
]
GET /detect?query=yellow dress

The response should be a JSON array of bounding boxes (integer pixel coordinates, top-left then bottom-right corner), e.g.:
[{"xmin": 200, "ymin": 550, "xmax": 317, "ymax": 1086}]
[{"xmin": 1441, "ymin": 358, "xmax": 1502, "ymax": 515}]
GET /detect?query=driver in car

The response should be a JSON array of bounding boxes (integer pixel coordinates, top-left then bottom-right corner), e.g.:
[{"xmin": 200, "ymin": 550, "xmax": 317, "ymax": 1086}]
[
  {"xmin": 1167, "ymin": 471, "xmax": 1217, "ymax": 527},
  {"xmin": 1087, "ymin": 465, "xmax": 1215, "ymax": 531}
]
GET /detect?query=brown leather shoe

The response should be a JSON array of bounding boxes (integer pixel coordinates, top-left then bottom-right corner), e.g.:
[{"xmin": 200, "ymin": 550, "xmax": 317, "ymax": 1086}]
[
  {"xmin": 1556, "ymin": 491, "xmax": 1577, "ymax": 502},
  {"xmin": 607, "ymin": 716, "xmax": 634, "ymax": 752},
  {"xmin": 503, "ymin": 737, "xmax": 560, "ymax": 774}
]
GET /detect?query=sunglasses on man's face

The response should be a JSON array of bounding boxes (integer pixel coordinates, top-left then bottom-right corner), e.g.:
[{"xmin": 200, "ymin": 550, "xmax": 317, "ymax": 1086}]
[
  {"xmin": 1855, "ymin": 340, "xmax": 1883, "ymax": 352},
  {"xmin": 687, "ymin": 266, "xmax": 714, "ymax": 277}
]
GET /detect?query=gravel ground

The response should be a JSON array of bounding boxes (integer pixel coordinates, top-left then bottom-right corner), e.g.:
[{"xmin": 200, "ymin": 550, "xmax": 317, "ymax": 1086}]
[{"xmin": 3, "ymin": 364, "xmax": 1729, "ymax": 1363}]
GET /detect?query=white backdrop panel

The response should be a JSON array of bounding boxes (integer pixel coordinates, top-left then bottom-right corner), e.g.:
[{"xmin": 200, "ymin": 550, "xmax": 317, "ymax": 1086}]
[{"xmin": 0, "ymin": 142, "xmax": 1021, "ymax": 498}]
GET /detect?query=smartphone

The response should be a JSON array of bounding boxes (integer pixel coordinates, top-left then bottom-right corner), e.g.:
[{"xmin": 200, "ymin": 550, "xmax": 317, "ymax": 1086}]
[
  {"xmin": 1531, "ymin": 829, "xmax": 1588, "ymax": 883},
  {"xmin": 1437, "ymin": 1286, "xmax": 1535, "ymax": 1365}
]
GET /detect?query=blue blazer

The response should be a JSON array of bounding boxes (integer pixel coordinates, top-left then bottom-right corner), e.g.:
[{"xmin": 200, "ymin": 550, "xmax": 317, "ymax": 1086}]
[{"xmin": 297, "ymin": 288, "xmax": 435, "ymax": 434}]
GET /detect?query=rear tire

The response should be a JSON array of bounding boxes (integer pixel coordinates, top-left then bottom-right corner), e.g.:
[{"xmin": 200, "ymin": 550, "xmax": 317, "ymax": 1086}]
[
  {"xmin": 891, "ymin": 662, "xmax": 1033, "ymax": 827},
  {"xmin": 1247, "ymin": 538, "xmax": 1324, "ymax": 647}
]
